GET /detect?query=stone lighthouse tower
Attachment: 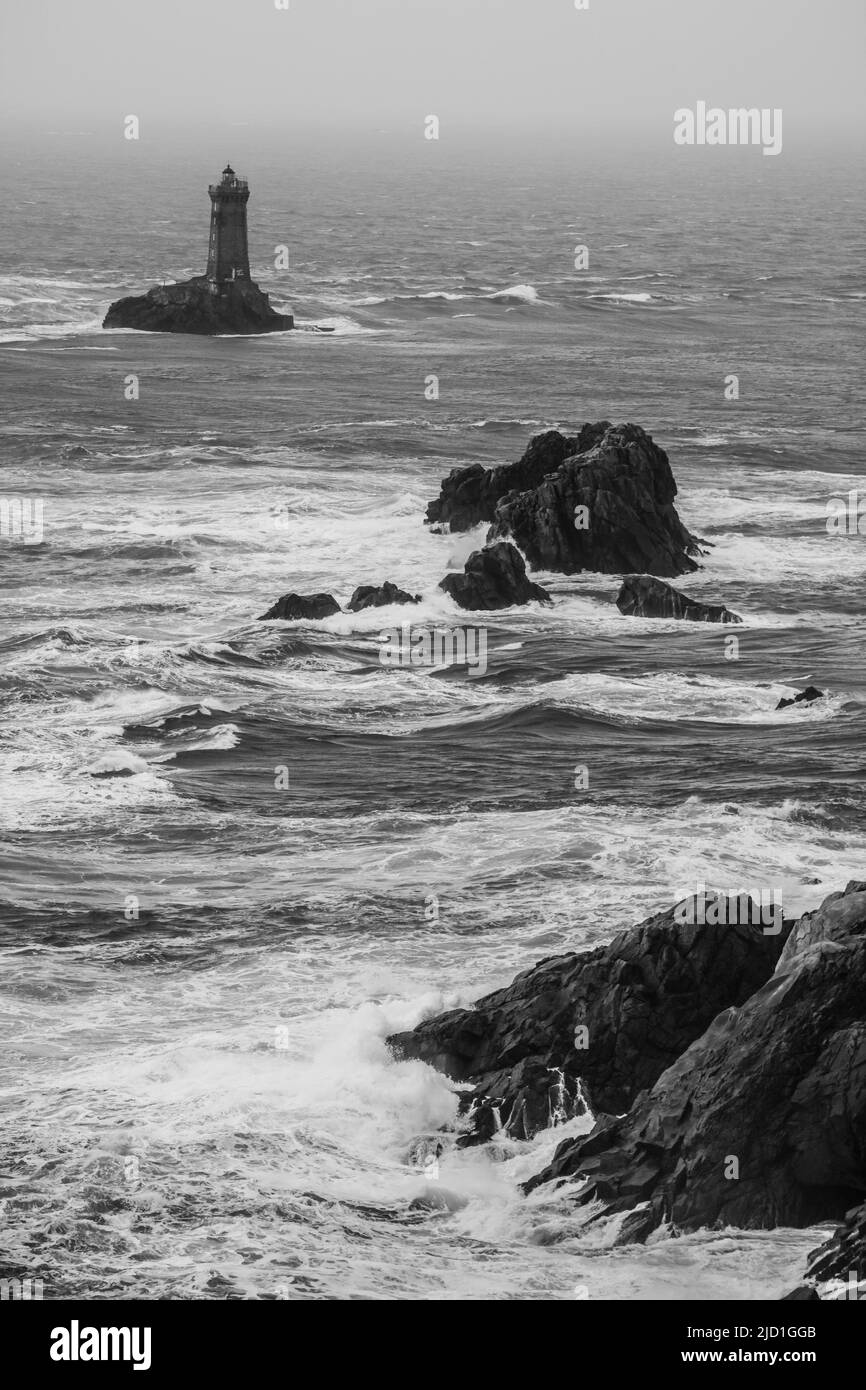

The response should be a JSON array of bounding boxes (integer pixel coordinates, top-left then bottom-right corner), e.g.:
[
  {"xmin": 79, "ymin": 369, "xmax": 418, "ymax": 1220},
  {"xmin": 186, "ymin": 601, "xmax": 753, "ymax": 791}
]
[
  {"xmin": 206, "ymin": 164, "xmax": 251, "ymax": 285},
  {"xmin": 103, "ymin": 163, "xmax": 294, "ymax": 333}
]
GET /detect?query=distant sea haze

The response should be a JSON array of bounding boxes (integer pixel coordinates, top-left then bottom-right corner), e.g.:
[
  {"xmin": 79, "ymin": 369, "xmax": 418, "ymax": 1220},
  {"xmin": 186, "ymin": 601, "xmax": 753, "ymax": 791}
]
[{"xmin": 0, "ymin": 138, "xmax": 863, "ymax": 1299}]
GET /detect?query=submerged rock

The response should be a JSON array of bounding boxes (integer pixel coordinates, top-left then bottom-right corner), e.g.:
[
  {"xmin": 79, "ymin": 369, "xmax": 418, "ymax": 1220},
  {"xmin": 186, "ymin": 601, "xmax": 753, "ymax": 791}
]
[
  {"xmin": 616, "ymin": 574, "xmax": 742, "ymax": 623},
  {"xmin": 258, "ymin": 592, "xmax": 341, "ymax": 621},
  {"xmin": 522, "ymin": 882, "xmax": 866, "ymax": 1240},
  {"xmin": 438, "ymin": 541, "xmax": 551, "ymax": 611},
  {"xmin": 487, "ymin": 424, "xmax": 701, "ymax": 577},
  {"xmin": 346, "ymin": 582, "xmax": 421, "ymax": 612},
  {"xmin": 776, "ymin": 685, "xmax": 825, "ymax": 710},
  {"xmin": 103, "ymin": 276, "xmax": 293, "ymax": 335},
  {"xmin": 388, "ymin": 899, "xmax": 788, "ymax": 1144}
]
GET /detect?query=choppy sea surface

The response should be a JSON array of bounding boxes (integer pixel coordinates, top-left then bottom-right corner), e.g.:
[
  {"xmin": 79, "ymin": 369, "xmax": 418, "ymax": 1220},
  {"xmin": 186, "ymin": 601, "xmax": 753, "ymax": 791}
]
[{"xmin": 1, "ymin": 133, "xmax": 864, "ymax": 1299}]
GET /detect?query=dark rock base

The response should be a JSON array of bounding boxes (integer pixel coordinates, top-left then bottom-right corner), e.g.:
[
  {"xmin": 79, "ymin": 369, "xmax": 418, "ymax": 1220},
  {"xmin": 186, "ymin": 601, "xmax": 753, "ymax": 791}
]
[
  {"xmin": 617, "ymin": 574, "xmax": 742, "ymax": 623},
  {"xmin": 523, "ymin": 883, "xmax": 866, "ymax": 1238},
  {"xmin": 103, "ymin": 276, "xmax": 294, "ymax": 335},
  {"xmin": 258, "ymin": 592, "xmax": 340, "ymax": 621},
  {"xmin": 439, "ymin": 541, "xmax": 551, "ymax": 611},
  {"xmin": 389, "ymin": 898, "xmax": 789, "ymax": 1144},
  {"xmin": 347, "ymin": 582, "xmax": 421, "ymax": 612}
]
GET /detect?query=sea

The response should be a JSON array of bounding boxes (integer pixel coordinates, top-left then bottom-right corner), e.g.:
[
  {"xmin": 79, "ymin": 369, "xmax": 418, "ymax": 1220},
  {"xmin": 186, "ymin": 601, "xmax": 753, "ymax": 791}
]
[{"xmin": 0, "ymin": 128, "xmax": 864, "ymax": 1300}]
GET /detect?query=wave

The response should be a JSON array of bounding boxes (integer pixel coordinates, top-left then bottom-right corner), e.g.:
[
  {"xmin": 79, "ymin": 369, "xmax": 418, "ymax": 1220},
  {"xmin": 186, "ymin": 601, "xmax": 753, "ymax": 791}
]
[
  {"xmin": 0, "ymin": 316, "xmax": 105, "ymax": 345},
  {"xmin": 591, "ymin": 291, "xmax": 654, "ymax": 304},
  {"xmin": 0, "ymin": 273, "xmax": 116, "ymax": 343},
  {"xmin": 84, "ymin": 750, "xmax": 152, "ymax": 778},
  {"xmin": 485, "ymin": 284, "xmax": 540, "ymax": 304},
  {"xmin": 291, "ymin": 314, "xmax": 378, "ymax": 336},
  {"xmin": 345, "ymin": 283, "xmax": 542, "ymax": 311},
  {"xmin": 157, "ymin": 723, "xmax": 241, "ymax": 758},
  {"xmin": 466, "ymin": 417, "xmax": 556, "ymax": 431},
  {"xmin": 123, "ymin": 703, "xmax": 242, "ymax": 740},
  {"xmin": 0, "ymin": 626, "xmax": 90, "ymax": 655}
]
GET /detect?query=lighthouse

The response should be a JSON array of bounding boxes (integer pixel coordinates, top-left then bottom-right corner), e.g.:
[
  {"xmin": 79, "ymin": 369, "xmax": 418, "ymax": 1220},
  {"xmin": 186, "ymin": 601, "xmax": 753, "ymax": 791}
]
[
  {"xmin": 206, "ymin": 164, "xmax": 251, "ymax": 285},
  {"xmin": 103, "ymin": 163, "xmax": 294, "ymax": 333}
]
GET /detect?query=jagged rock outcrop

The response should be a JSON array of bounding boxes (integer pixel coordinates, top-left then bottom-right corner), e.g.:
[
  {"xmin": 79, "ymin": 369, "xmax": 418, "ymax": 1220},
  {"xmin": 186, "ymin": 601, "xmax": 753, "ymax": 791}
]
[
  {"xmin": 425, "ymin": 424, "xmax": 610, "ymax": 531},
  {"xmin": 776, "ymin": 882, "xmax": 866, "ymax": 971},
  {"xmin": 616, "ymin": 575, "xmax": 742, "ymax": 624},
  {"xmin": 485, "ymin": 424, "xmax": 701, "ymax": 576},
  {"xmin": 346, "ymin": 582, "xmax": 421, "ymax": 612},
  {"xmin": 439, "ymin": 542, "xmax": 551, "ymax": 611},
  {"xmin": 103, "ymin": 276, "xmax": 293, "ymax": 335},
  {"xmin": 388, "ymin": 898, "xmax": 789, "ymax": 1145},
  {"xmin": 522, "ymin": 882, "xmax": 866, "ymax": 1240},
  {"xmin": 776, "ymin": 686, "xmax": 825, "ymax": 710},
  {"xmin": 784, "ymin": 1201, "xmax": 866, "ymax": 1300},
  {"xmin": 258, "ymin": 592, "xmax": 340, "ymax": 621}
]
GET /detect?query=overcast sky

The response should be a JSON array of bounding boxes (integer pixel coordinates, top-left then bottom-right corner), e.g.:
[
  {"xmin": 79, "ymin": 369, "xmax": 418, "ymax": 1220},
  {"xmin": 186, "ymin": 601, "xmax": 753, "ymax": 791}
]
[{"xmin": 2, "ymin": 0, "xmax": 864, "ymax": 142}]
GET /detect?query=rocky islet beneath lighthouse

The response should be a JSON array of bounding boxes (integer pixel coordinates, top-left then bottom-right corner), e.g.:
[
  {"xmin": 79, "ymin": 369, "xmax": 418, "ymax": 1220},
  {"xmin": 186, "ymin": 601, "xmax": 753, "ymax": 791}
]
[{"xmin": 103, "ymin": 165, "xmax": 294, "ymax": 335}]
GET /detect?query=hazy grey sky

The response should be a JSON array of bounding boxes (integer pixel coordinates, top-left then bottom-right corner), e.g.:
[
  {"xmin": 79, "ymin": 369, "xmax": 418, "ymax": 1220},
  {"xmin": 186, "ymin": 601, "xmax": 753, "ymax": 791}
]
[{"xmin": 2, "ymin": 0, "xmax": 864, "ymax": 139}]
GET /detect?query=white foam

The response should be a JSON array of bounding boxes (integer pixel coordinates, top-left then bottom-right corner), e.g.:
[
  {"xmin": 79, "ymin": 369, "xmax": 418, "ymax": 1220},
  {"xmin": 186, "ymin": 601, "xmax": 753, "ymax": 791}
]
[
  {"xmin": 593, "ymin": 291, "xmax": 653, "ymax": 304},
  {"xmin": 486, "ymin": 283, "xmax": 540, "ymax": 304},
  {"xmin": 83, "ymin": 751, "xmax": 151, "ymax": 777}
]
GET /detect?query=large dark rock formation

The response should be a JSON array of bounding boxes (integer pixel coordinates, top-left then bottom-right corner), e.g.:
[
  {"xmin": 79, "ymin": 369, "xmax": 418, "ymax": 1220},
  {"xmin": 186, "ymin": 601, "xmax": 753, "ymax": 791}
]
[
  {"xmin": 776, "ymin": 686, "xmax": 825, "ymax": 711},
  {"xmin": 258, "ymin": 592, "xmax": 340, "ymax": 621},
  {"xmin": 388, "ymin": 898, "xmax": 789, "ymax": 1146},
  {"xmin": 103, "ymin": 276, "xmax": 293, "ymax": 335},
  {"xmin": 425, "ymin": 424, "xmax": 609, "ymax": 532},
  {"xmin": 425, "ymin": 423, "xmax": 701, "ymax": 578},
  {"xmin": 439, "ymin": 542, "xmax": 551, "ymax": 611},
  {"xmin": 488, "ymin": 424, "xmax": 701, "ymax": 576},
  {"xmin": 346, "ymin": 582, "xmax": 421, "ymax": 612},
  {"xmin": 522, "ymin": 882, "xmax": 866, "ymax": 1240},
  {"xmin": 616, "ymin": 575, "xmax": 742, "ymax": 624}
]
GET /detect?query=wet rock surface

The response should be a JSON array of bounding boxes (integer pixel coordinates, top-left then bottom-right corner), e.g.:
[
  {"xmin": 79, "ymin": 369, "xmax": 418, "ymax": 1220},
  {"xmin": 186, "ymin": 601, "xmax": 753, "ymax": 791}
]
[
  {"xmin": 346, "ymin": 582, "xmax": 421, "ymax": 611},
  {"xmin": 438, "ymin": 541, "xmax": 551, "ymax": 610},
  {"xmin": 389, "ymin": 899, "xmax": 789, "ymax": 1144},
  {"xmin": 616, "ymin": 574, "xmax": 742, "ymax": 623},
  {"xmin": 425, "ymin": 424, "xmax": 609, "ymax": 532},
  {"xmin": 485, "ymin": 423, "xmax": 701, "ymax": 576},
  {"xmin": 258, "ymin": 592, "xmax": 341, "ymax": 621},
  {"xmin": 103, "ymin": 276, "xmax": 294, "ymax": 335},
  {"xmin": 522, "ymin": 884, "xmax": 866, "ymax": 1241}
]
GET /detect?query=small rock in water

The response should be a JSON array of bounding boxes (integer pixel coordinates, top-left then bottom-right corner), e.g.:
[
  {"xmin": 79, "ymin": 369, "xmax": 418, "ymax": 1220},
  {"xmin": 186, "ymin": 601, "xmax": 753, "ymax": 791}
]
[
  {"xmin": 776, "ymin": 685, "xmax": 825, "ymax": 710},
  {"xmin": 258, "ymin": 592, "xmax": 341, "ymax": 621},
  {"xmin": 407, "ymin": 1186, "xmax": 468, "ymax": 1213},
  {"xmin": 346, "ymin": 582, "xmax": 421, "ymax": 612},
  {"xmin": 616, "ymin": 574, "xmax": 742, "ymax": 623},
  {"xmin": 439, "ymin": 541, "xmax": 551, "ymax": 610}
]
